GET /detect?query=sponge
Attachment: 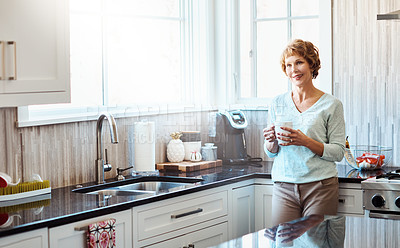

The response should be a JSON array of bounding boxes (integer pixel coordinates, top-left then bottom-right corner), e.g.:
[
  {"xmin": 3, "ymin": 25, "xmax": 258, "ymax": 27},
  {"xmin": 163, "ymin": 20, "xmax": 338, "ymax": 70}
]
[{"xmin": 0, "ymin": 180, "xmax": 50, "ymax": 196}]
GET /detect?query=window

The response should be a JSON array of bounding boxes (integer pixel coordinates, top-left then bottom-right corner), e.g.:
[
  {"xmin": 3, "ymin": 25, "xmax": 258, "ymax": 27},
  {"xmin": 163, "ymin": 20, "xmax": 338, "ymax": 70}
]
[
  {"xmin": 18, "ymin": 0, "xmax": 213, "ymax": 126},
  {"xmin": 70, "ymin": 0, "xmax": 213, "ymax": 106},
  {"xmin": 17, "ymin": 0, "xmax": 332, "ymax": 126},
  {"xmin": 70, "ymin": 0, "xmax": 186, "ymax": 106},
  {"xmin": 235, "ymin": 0, "xmax": 332, "ymax": 103}
]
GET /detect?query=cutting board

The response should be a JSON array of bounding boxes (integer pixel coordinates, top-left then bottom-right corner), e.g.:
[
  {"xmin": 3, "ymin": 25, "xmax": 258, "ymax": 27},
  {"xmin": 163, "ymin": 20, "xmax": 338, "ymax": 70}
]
[
  {"xmin": 159, "ymin": 166, "xmax": 223, "ymax": 177},
  {"xmin": 156, "ymin": 160, "xmax": 222, "ymax": 172}
]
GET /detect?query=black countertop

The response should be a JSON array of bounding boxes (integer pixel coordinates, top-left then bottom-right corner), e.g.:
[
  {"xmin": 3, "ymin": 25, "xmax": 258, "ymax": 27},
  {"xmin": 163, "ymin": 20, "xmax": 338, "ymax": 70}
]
[{"xmin": 0, "ymin": 161, "xmax": 393, "ymax": 238}]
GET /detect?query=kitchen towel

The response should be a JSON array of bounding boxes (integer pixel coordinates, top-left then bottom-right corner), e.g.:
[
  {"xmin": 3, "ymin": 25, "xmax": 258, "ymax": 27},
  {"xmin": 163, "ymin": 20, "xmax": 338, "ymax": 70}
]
[
  {"xmin": 133, "ymin": 121, "xmax": 156, "ymax": 172},
  {"xmin": 87, "ymin": 218, "xmax": 116, "ymax": 248}
]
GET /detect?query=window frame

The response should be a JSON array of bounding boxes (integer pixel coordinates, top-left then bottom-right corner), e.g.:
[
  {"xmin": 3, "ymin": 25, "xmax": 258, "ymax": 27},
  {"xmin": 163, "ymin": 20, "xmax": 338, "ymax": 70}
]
[
  {"xmin": 17, "ymin": 0, "xmax": 216, "ymax": 127},
  {"xmin": 17, "ymin": 0, "xmax": 332, "ymax": 127},
  {"xmin": 232, "ymin": 0, "xmax": 333, "ymax": 106}
]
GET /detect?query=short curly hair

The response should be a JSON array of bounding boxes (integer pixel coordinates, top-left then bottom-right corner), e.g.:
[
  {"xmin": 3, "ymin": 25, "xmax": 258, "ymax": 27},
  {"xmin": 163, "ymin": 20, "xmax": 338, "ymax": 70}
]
[{"xmin": 280, "ymin": 39, "xmax": 321, "ymax": 79}]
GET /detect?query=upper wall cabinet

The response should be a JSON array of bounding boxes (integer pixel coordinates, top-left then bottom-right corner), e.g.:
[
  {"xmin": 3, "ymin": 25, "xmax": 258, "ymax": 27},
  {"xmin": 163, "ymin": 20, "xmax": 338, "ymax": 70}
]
[{"xmin": 0, "ymin": 0, "xmax": 70, "ymax": 107}]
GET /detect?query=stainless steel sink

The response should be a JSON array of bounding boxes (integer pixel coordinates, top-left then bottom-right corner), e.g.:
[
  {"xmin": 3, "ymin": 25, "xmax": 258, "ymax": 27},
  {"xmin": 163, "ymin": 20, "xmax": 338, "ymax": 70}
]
[
  {"xmin": 73, "ymin": 176, "xmax": 204, "ymax": 197},
  {"xmin": 117, "ymin": 181, "xmax": 198, "ymax": 193}
]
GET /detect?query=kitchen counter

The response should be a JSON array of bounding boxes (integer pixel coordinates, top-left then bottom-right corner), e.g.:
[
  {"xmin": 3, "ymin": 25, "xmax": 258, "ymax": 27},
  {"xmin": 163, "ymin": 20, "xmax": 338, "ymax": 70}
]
[
  {"xmin": 0, "ymin": 161, "xmax": 393, "ymax": 238},
  {"xmin": 210, "ymin": 214, "xmax": 400, "ymax": 247}
]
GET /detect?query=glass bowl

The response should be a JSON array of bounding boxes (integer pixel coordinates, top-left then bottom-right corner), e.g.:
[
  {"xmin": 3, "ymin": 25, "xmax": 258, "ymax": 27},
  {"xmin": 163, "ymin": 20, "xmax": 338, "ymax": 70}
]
[{"xmin": 345, "ymin": 145, "xmax": 393, "ymax": 170}]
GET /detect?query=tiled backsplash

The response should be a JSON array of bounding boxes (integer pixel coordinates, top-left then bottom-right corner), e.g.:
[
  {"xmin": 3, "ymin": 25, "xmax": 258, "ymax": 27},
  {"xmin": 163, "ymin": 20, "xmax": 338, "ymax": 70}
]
[
  {"xmin": 332, "ymin": 0, "xmax": 400, "ymax": 166},
  {"xmin": 0, "ymin": 108, "xmax": 269, "ymax": 188}
]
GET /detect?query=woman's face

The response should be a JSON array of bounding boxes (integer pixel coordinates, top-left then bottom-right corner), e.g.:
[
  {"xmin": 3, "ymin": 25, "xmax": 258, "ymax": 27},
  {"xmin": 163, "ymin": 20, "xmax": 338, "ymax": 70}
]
[{"xmin": 285, "ymin": 54, "xmax": 313, "ymax": 88}]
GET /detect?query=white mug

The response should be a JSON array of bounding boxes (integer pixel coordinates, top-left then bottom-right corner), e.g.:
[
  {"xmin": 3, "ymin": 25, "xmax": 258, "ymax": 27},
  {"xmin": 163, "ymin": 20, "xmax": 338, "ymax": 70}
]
[{"xmin": 275, "ymin": 121, "xmax": 293, "ymax": 145}]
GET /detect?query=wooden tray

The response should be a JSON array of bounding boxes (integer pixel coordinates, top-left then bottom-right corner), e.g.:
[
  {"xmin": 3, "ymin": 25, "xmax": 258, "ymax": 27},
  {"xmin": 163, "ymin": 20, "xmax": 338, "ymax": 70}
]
[
  {"xmin": 159, "ymin": 166, "xmax": 223, "ymax": 177},
  {"xmin": 156, "ymin": 160, "xmax": 222, "ymax": 172}
]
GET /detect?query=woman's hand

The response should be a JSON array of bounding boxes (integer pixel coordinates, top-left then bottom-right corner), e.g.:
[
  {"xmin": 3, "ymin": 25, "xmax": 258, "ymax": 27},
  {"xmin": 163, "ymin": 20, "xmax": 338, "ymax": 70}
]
[
  {"xmin": 277, "ymin": 127, "xmax": 324, "ymax": 156},
  {"xmin": 263, "ymin": 124, "xmax": 277, "ymax": 143},
  {"xmin": 276, "ymin": 126, "xmax": 307, "ymax": 146},
  {"xmin": 264, "ymin": 225, "xmax": 278, "ymax": 241},
  {"xmin": 264, "ymin": 215, "xmax": 324, "ymax": 243},
  {"xmin": 263, "ymin": 125, "xmax": 279, "ymax": 153}
]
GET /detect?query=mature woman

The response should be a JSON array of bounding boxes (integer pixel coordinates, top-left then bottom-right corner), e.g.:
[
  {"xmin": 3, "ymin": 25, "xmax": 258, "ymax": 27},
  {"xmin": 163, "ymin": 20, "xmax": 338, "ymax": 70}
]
[{"xmin": 263, "ymin": 39, "xmax": 345, "ymax": 227}]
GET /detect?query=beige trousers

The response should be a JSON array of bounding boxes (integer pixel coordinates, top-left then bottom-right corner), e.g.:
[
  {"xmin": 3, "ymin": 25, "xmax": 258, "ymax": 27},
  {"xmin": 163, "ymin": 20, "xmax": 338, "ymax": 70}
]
[{"xmin": 271, "ymin": 177, "xmax": 339, "ymax": 227}]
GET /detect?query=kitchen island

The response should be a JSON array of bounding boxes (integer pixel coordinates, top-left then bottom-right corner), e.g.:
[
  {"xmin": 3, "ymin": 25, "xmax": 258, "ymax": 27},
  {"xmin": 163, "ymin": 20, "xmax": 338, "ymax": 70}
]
[
  {"xmin": 0, "ymin": 161, "xmax": 395, "ymax": 247},
  {"xmin": 210, "ymin": 213, "xmax": 400, "ymax": 248}
]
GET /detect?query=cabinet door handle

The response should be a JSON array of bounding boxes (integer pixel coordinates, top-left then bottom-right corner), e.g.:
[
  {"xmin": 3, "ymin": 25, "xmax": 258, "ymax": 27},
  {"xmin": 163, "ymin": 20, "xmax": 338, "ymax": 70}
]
[
  {"xmin": 74, "ymin": 226, "xmax": 88, "ymax": 231},
  {"xmin": 7, "ymin": 41, "xmax": 17, "ymax": 80},
  {"xmin": 171, "ymin": 208, "xmax": 203, "ymax": 219},
  {"xmin": 0, "ymin": 41, "xmax": 4, "ymax": 80},
  {"xmin": 339, "ymin": 198, "xmax": 345, "ymax": 203}
]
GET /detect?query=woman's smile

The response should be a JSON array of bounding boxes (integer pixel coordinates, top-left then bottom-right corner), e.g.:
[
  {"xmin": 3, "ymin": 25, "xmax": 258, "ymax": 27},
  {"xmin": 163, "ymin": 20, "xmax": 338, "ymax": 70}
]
[
  {"xmin": 292, "ymin": 74, "xmax": 303, "ymax": 80},
  {"xmin": 285, "ymin": 55, "xmax": 313, "ymax": 86}
]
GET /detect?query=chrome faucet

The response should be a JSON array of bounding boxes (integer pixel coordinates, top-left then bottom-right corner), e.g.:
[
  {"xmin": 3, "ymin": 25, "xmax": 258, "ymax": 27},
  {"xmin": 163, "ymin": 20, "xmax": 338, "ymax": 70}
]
[{"xmin": 96, "ymin": 113, "xmax": 118, "ymax": 184}]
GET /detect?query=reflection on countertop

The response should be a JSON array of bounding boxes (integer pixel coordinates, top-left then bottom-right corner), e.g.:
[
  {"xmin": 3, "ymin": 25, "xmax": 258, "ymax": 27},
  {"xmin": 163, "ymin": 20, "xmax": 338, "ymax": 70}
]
[
  {"xmin": 336, "ymin": 163, "xmax": 396, "ymax": 180},
  {"xmin": 211, "ymin": 215, "xmax": 346, "ymax": 248},
  {"xmin": 211, "ymin": 213, "xmax": 400, "ymax": 248},
  {"xmin": 0, "ymin": 161, "xmax": 392, "ymax": 238}
]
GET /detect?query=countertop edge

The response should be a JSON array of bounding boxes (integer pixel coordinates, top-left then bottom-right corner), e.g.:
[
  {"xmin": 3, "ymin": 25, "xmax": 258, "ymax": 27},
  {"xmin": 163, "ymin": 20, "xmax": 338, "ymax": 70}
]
[{"xmin": 0, "ymin": 172, "xmax": 362, "ymax": 238}]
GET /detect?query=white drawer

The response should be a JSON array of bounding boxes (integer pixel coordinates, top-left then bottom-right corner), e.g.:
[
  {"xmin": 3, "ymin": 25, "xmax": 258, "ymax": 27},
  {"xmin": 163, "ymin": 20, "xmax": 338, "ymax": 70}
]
[
  {"xmin": 49, "ymin": 209, "xmax": 132, "ymax": 248},
  {"xmin": 338, "ymin": 188, "xmax": 364, "ymax": 215},
  {"xmin": 135, "ymin": 190, "xmax": 228, "ymax": 241},
  {"xmin": 0, "ymin": 228, "xmax": 48, "ymax": 248}
]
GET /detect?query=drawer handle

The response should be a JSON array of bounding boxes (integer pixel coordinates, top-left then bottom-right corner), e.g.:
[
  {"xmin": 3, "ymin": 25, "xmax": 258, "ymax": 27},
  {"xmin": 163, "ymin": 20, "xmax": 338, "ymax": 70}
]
[
  {"xmin": 339, "ymin": 199, "xmax": 345, "ymax": 203},
  {"xmin": 171, "ymin": 208, "xmax": 203, "ymax": 219},
  {"xmin": 74, "ymin": 226, "xmax": 87, "ymax": 231}
]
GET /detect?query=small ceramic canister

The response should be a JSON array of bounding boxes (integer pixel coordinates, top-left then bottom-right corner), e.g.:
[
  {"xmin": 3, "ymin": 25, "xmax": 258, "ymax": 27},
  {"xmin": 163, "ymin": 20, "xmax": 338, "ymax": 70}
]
[
  {"xmin": 181, "ymin": 131, "xmax": 202, "ymax": 161},
  {"xmin": 190, "ymin": 151, "xmax": 202, "ymax": 162},
  {"xmin": 201, "ymin": 143, "xmax": 218, "ymax": 161}
]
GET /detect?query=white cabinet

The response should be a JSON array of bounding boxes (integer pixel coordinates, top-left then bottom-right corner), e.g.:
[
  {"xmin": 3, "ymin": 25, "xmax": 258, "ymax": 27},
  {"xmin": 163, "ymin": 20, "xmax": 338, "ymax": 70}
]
[
  {"xmin": 49, "ymin": 209, "xmax": 132, "ymax": 248},
  {"xmin": 133, "ymin": 189, "xmax": 229, "ymax": 248},
  {"xmin": 254, "ymin": 182, "xmax": 274, "ymax": 231},
  {"xmin": 0, "ymin": 228, "xmax": 48, "ymax": 248},
  {"xmin": 230, "ymin": 179, "xmax": 273, "ymax": 233},
  {"xmin": 252, "ymin": 180, "xmax": 364, "ymax": 232},
  {"xmin": 145, "ymin": 222, "xmax": 228, "ymax": 248},
  {"xmin": 231, "ymin": 184, "xmax": 255, "ymax": 239},
  {"xmin": 0, "ymin": 0, "xmax": 70, "ymax": 107},
  {"xmin": 0, "ymin": 178, "xmax": 364, "ymax": 248},
  {"xmin": 338, "ymin": 183, "xmax": 364, "ymax": 216}
]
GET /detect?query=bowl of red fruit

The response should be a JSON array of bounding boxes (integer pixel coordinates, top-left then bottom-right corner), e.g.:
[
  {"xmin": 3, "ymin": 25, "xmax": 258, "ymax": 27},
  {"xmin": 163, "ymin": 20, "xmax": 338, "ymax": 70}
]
[{"xmin": 345, "ymin": 145, "xmax": 393, "ymax": 170}]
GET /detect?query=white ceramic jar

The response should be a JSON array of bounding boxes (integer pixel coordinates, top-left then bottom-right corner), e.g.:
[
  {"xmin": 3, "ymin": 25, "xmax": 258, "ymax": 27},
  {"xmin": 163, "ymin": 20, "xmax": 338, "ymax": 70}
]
[{"xmin": 201, "ymin": 143, "xmax": 217, "ymax": 161}]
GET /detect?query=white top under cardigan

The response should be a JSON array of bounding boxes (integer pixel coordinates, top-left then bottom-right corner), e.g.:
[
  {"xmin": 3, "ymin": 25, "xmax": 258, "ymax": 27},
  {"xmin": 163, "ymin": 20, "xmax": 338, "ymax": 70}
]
[{"xmin": 264, "ymin": 92, "xmax": 345, "ymax": 184}]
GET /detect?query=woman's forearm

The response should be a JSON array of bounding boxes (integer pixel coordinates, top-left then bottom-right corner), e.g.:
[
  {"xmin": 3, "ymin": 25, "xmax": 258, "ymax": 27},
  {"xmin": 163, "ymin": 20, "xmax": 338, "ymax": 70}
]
[{"xmin": 304, "ymin": 137, "xmax": 324, "ymax": 157}]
